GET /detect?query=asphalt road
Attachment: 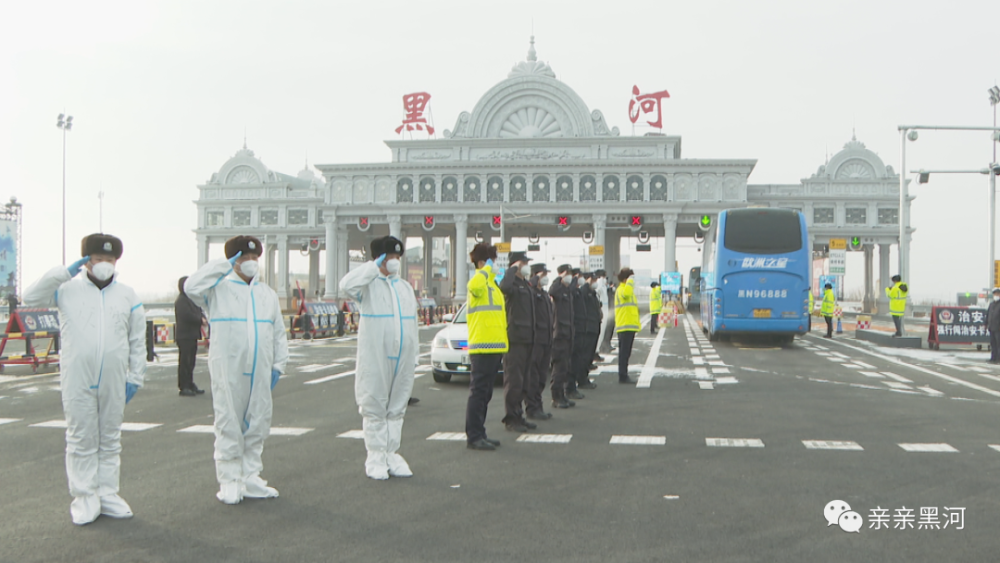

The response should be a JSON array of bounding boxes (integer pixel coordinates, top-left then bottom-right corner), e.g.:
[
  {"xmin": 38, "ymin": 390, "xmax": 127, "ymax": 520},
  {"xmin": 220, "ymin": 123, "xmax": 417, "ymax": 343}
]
[{"xmin": 2, "ymin": 315, "xmax": 1000, "ymax": 563}]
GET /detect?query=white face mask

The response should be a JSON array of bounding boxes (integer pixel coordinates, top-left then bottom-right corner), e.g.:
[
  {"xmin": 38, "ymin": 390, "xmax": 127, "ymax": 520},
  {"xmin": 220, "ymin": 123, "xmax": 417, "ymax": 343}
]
[
  {"xmin": 239, "ymin": 260, "xmax": 259, "ymax": 278},
  {"xmin": 994, "ymin": 295, "xmax": 999, "ymax": 302},
  {"xmin": 385, "ymin": 258, "xmax": 401, "ymax": 276},
  {"xmin": 91, "ymin": 261, "xmax": 115, "ymax": 281},
  {"xmin": 520, "ymin": 265, "xmax": 531, "ymax": 278},
  {"xmin": 562, "ymin": 274, "xmax": 572, "ymax": 285},
  {"xmin": 539, "ymin": 276, "xmax": 550, "ymax": 287}
]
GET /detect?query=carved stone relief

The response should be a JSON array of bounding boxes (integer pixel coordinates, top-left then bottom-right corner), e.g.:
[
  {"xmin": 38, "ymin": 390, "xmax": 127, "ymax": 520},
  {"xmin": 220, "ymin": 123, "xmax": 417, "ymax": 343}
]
[
  {"xmin": 698, "ymin": 174, "xmax": 718, "ymax": 201},
  {"xmin": 674, "ymin": 174, "xmax": 694, "ymax": 201}
]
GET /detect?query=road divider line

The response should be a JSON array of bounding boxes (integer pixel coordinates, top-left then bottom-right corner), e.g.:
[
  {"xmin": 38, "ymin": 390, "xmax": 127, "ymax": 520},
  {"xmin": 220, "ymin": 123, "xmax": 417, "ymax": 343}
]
[
  {"xmin": 304, "ymin": 371, "xmax": 356, "ymax": 385},
  {"xmin": 706, "ymin": 438, "xmax": 764, "ymax": 448},
  {"xmin": 802, "ymin": 440, "xmax": 863, "ymax": 451},
  {"xmin": 808, "ymin": 335, "xmax": 1000, "ymax": 399},
  {"xmin": 610, "ymin": 435, "xmax": 665, "ymax": 445},
  {"xmin": 517, "ymin": 434, "xmax": 572, "ymax": 443},
  {"xmin": 636, "ymin": 327, "xmax": 667, "ymax": 389}
]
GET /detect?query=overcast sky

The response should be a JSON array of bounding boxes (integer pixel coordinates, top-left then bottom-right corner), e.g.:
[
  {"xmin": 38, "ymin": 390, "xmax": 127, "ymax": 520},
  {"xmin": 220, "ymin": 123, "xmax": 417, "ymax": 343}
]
[{"xmin": 2, "ymin": 0, "xmax": 998, "ymax": 302}]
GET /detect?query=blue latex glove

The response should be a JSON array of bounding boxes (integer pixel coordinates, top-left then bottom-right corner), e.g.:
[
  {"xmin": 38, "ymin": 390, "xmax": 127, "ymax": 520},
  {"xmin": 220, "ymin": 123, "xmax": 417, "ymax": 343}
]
[
  {"xmin": 228, "ymin": 250, "xmax": 243, "ymax": 266},
  {"xmin": 270, "ymin": 368, "xmax": 280, "ymax": 390},
  {"xmin": 485, "ymin": 258, "xmax": 494, "ymax": 269},
  {"xmin": 67, "ymin": 256, "xmax": 90, "ymax": 277},
  {"xmin": 374, "ymin": 253, "xmax": 387, "ymax": 267},
  {"xmin": 125, "ymin": 382, "xmax": 138, "ymax": 404}
]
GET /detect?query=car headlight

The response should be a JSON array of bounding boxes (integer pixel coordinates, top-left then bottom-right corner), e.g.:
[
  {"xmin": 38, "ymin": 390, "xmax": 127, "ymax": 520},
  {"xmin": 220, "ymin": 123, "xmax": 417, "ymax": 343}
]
[{"xmin": 433, "ymin": 336, "xmax": 448, "ymax": 349}]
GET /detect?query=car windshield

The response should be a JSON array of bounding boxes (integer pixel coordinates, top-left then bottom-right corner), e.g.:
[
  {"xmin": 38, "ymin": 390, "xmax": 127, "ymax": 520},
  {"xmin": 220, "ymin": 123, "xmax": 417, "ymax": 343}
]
[{"xmin": 454, "ymin": 305, "xmax": 467, "ymax": 324}]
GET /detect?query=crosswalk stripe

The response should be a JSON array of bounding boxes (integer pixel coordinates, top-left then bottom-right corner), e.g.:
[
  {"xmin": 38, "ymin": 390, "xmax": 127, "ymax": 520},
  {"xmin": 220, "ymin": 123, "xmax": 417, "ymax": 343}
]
[
  {"xmin": 880, "ymin": 372, "xmax": 913, "ymax": 383},
  {"xmin": 270, "ymin": 427, "xmax": 314, "ymax": 436},
  {"xmin": 883, "ymin": 381, "xmax": 913, "ymax": 390},
  {"xmin": 898, "ymin": 443, "xmax": 958, "ymax": 452},
  {"xmin": 697, "ymin": 381, "xmax": 714, "ymax": 390},
  {"xmin": 427, "ymin": 432, "xmax": 466, "ymax": 441},
  {"xmin": 859, "ymin": 371, "xmax": 885, "ymax": 378},
  {"xmin": 802, "ymin": 440, "xmax": 863, "ymax": 450},
  {"xmin": 610, "ymin": 435, "xmax": 665, "ymax": 445},
  {"xmin": 177, "ymin": 425, "xmax": 215, "ymax": 434},
  {"xmin": 337, "ymin": 430, "xmax": 364, "ymax": 439},
  {"xmin": 706, "ymin": 438, "xmax": 764, "ymax": 448},
  {"xmin": 516, "ymin": 434, "xmax": 572, "ymax": 443},
  {"xmin": 304, "ymin": 371, "xmax": 356, "ymax": 385},
  {"xmin": 0, "ymin": 418, "xmax": 23, "ymax": 426},
  {"xmin": 30, "ymin": 420, "xmax": 160, "ymax": 431}
]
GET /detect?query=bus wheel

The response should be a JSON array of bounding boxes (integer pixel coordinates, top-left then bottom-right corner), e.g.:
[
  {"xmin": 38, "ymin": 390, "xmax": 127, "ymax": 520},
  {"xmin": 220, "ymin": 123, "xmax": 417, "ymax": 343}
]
[
  {"xmin": 777, "ymin": 335, "xmax": 794, "ymax": 346},
  {"xmin": 708, "ymin": 329, "xmax": 720, "ymax": 342}
]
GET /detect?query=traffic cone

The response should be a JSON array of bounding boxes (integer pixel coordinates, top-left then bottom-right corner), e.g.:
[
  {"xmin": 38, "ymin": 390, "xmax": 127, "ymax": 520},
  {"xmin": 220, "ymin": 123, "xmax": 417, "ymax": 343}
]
[{"xmin": 836, "ymin": 317, "xmax": 843, "ymax": 334}]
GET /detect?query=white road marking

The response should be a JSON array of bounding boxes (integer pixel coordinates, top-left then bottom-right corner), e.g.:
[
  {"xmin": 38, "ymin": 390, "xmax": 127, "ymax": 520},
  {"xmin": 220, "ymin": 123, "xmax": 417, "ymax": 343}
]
[
  {"xmin": 917, "ymin": 386, "xmax": 944, "ymax": 397},
  {"xmin": 880, "ymin": 372, "xmax": 913, "ymax": 383},
  {"xmin": 978, "ymin": 372, "xmax": 1000, "ymax": 384},
  {"xmin": 336, "ymin": 430, "xmax": 365, "ymax": 439},
  {"xmin": 610, "ymin": 435, "xmax": 666, "ymax": 445},
  {"xmin": 841, "ymin": 364, "xmax": 865, "ymax": 369},
  {"xmin": 851, "ymin": 361, "xmax": 876, "ymax": 369},
  {"xmin": 708, "ymin": 361, "xmax": 728, "ymax": 367},
  {"xmin": 859, "ymin": 371, "xmax": 885, "ymax": 379},
  {"xmin": 690, "ymin": 349, "xmax": 701, "ymax": 356},
  {"xmin": 849, "ymin": 383, "xmax": 883, "ymax": 390},
  {"xmin": 692, "ymin": 357, "xmax": 705, "ymax": 365},
  {"xmin": 810, "ymin": 336, "xmax": 1000, "ymax": 398},
  {"xmin": 29, "ymin": 420, "xmax": 68, "ymax": 428},
  {"xmin": 298, "ymin": 363, "xmax": 344, "ymax": 373},
  {"xmin": 714, "ymin": 376, "xmax": 738, "ymax": 385},
  {"xmin": 706, "ymin": 438, "xmax": 764, "ymax": 448},
  {"xmin": 516, "ymin": 434, "xmax": 572, "ymax": 443},
  {"xmin": 0, "ymin": 418, "xmax": 23, "ymax": 425},
  {"xmin": 636, "ymin": 327, "xmax": 667, "ymax": 389},
  {"xmin": 304, "ymin": 371, "xmax": 356, "ymax": 385},
  {"xmin": 426, "ymin": 432, "xmax": 467, "ymax": 441},
  {"xmin": 898, "ymin": 443, "xmax": 958, "ymax": 452},
  {"xmin": 711, "ymin": 367, "xmax": 731, "ymax": 374},
  {"xmin": 120, "ymin": 423, "xmax": 163, "ymax": 432},
  {"xmin": 694, "ymin": 367, "xmax": 711, "ymax": 380},
  {"xmin": 802, "ymin": 440, "xmax": 864, "ymax": 451},
  {"xmin": 270, "ymin": 427, "xmax": 314, "ymax": 436},
  {"xmin": 938, "ymin": 363, "xmax": 969, "ymax": 372},
  {"xmin": 177, "ymin": 425, "xmax": 215, "ymax": 434},
  {"xmin": 697, "ymin": 381, "xmax": 715, "ymax": 390},
  {"xmin": 883, "ymin": 381, "xmax": 913, "ymax": 390},
  {"xmin": 989, "ymin": 445, "xmax": 1000, "ymax": 453}
]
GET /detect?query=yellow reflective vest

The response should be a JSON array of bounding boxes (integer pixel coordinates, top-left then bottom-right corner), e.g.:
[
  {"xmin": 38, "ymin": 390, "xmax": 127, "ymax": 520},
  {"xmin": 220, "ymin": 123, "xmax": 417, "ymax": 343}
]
[
  {"xmin": 615, "ymin": 279, "xmax": 640, "ymax": 333},
  {"xmin": 467, "ymin": 265, "xmax": 508, "ymax": 354},
  {"xmin": 650, "ymin": 286, "xmax": 662, "ymax": 315},
  {"xmin": 808, "ymin": 291, "xmax": 814, "ymax": 314},
  {"xmin": 821, "ymin": 289, "xmax": 836, "ymax": 316},
  {"xmin": 886, "ymin": 282, "xmax": 907, "ymax": 317}
]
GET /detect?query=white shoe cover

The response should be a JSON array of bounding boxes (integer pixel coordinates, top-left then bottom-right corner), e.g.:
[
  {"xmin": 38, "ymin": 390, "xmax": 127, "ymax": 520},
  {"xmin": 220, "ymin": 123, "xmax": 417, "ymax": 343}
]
[
  {"xmin": 99, "ymin": 494, "xmax": 134, "ymax": 519},
  {"xmin": 216, "ymin": 481, "xmax": 243, "ymax": 505},
  {"xmin": 365, "ymin": 451, "xmax": 389, "ymax": 480},
  {"xmin": 70, "ymin": 495, "xmax": 101, "ymax": 526},
  {"xmin": 387, "ymin": 453, "xmax": 413, "ymax": 478},
  {"xmin": 243, "ymin": 475, "xmax": 279, "ymax": 499}
]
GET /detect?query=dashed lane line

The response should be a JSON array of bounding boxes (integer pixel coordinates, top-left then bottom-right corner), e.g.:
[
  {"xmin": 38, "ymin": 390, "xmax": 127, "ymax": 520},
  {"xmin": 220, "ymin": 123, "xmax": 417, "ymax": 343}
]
[
  {"xmin": 802, "ymin": 440, "xmax": 864, "ymax": 451},
  {"xmin": 706, "ymin": 438, "xmax": 764, "ymax": 448},
  {"xmin": 304, "ymin": 371, "xmax": 356, "ymax": 385},
  {"xmin": 610, "ymin": 435, "xmax": 665, "ymax": 445},
  {"xmin": 898, "ymin": 443, "xmax": 959, "ymax": 453}
]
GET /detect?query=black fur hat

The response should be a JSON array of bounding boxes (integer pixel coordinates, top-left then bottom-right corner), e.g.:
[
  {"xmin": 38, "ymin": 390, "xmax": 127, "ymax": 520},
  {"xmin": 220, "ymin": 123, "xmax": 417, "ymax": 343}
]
[
  {"xmin": 224, "ymin": 235, "xmax": 263, "ymax": 259},
  {"xmin": 81, "ymin": 233, "xmax": 123, "ymax": 259},
  {"xmin": 469, "ymin": 243, "xmax": 497, "ymax": 265}
]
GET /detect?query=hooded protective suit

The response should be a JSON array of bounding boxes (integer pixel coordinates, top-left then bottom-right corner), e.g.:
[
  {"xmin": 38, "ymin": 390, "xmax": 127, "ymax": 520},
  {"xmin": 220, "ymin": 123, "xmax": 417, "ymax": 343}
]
[
  {"xmin": 184, "ymin": 258, "xmax": 288, "ymax": 501},
  {"xmin": 339, "ymin": 260, "xmax": 418, "ymax": 479},
  {"xmin": 23, "ymin": 265, "xmax": 146, "ymax": 524}
]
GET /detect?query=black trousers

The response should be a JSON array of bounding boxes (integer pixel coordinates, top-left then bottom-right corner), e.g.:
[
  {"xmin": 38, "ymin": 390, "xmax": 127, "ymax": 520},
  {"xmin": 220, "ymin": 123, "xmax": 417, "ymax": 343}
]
[
  {"xmin": 525, "ymin": 343, "xmax": 551, "ymax": 416},
  {"xmin": 892, "ymin": 315, "xmax": 903, "ymax": 336},
  {"xmin": 502, "ymin": 342, "xmax": 533, "ymax": 424},
  {"xmin": 617, "ymin": 331, "xmax": 636, "ymax": 381},
  {"xmin": 651, "ymin": 313, "xmax": 659, "ymax": 333},
  {"xmin": 466, "ymin": 353, "xmax": 502, "ymax": 445},
  {"xmin": 550, "ymin": 340, "xmax": 572, "ymax": 400},
  {"xmin": 824, "ymin": 316, "xmax": 833, "ymax": 337},
  {"xmin": 177, "ymin": 339, "xmax": 198, "ymax": 390},
  {"xmin": 568, "ymin": 333, "xmax": 594, "ymax": 390},
  {"xmin": 991, "ymin": 330, "xmax": 1000, "ymax": 362}
]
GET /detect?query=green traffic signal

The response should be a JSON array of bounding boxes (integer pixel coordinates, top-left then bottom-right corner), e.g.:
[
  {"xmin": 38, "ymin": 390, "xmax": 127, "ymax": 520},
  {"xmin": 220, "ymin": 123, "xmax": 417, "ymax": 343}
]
[
  {"xmin": 851, "ymin": 236, "xmax": 860, "ymax": 246},
  {"xmin": 700, "ymin": 215, "xmax": 711, "ymax": 227}
]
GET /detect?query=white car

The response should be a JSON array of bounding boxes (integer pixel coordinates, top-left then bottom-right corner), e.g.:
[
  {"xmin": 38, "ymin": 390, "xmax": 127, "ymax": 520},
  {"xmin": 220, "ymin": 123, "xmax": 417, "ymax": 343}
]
[
  {"xmin": 430, "ymin": 305, "xmax": 472, "ymax": 383},
  {"xmin": 430, "ymin": 305, "xmax": 506, "ymax": 383}
]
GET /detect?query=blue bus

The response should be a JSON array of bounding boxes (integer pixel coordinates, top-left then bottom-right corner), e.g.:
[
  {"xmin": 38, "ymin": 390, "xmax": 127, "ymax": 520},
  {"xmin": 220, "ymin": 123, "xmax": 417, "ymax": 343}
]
[{"xmin": 700, "ymin": 208, "xmax": 811, "ymax": 344}]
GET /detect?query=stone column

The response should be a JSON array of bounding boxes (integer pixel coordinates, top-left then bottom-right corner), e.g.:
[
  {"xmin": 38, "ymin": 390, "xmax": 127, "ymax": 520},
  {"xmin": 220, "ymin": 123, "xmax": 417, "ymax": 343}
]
[
  {"xmin": 323, "ymin": 218, "xmax": 337, "ymax": 299},
  {"xmin": 593, "ymin": 214, "xmax": 607, "ymax": 270},
  {"xmin": 454, "ymin": 215, "xmax": 469, "ymax": 301},
  {"xmin": 662, "ymin": 213, "xmax": 678, "ymax": 273},
  {"xmin": 388, "ymin": 215, "xmax": 402, "ymax": 240},
  {"xmin": 422, "ymin": 233, "xmax": 433, "ymax": 296},
  {"xmin": 308, "ymin": 247, "xmax": 320, "ymax": 300},
  {"xmin": 197, "ymin": 234, "xmax": 209, "ymax": 267},
  {"xmin": 277, "ymin": 235, "xmax": 289, "ymax": 307},
  {"xmin": 606, "ymin": 232, "xmax": 621, "ymax": 274},
  {"xmin": 863, "ymin": 244, "xmax": 874, "ymax": 313},
  {"xmin": 337, "ymin": 224, "xmax": 349, "ymax": 293},
  {"xmin": 878, "ymin": 243, "xmax": 891, "ymax": 315}
]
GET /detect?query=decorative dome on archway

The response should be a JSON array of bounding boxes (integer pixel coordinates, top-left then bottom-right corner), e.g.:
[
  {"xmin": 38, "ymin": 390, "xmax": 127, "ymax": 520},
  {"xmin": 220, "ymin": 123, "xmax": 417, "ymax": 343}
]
[
  {"xmin": 444, "ymin": 37, "xmax": 619, "ymax": 139},
  {"xmin": 207, "ymin": 143, "xmax": 277, "ymax": 185},
  {"xmin": 810, "ymin": 135, "xmax": 896, "ymax": 180}
]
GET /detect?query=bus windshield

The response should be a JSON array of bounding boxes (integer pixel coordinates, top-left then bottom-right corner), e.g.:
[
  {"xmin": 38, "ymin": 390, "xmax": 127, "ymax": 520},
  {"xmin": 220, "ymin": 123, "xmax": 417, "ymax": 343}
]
[{"xmin": 723, "ymin": 209, "xmax": 802, "ymax": 255}]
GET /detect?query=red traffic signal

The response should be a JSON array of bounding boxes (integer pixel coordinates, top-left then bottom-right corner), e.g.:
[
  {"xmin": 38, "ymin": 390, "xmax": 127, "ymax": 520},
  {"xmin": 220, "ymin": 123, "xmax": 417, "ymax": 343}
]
[
  {"xmin": 557, "ymin": 216, "xmax": 570, "ymax": 227},
  {"xmin": 424, "ymin": 216, "xmax": 434, "ymax": 227},
  {"xmin": 492, "ymin": 215, "xmax": 502, "ymax": 226},
  {"xmin": 631, "ymin": 215, "xmax": 643, "ymax": 226},
  {"xmin": 359, "ymin": 217, "xmax": 369, "ymax": 227}
]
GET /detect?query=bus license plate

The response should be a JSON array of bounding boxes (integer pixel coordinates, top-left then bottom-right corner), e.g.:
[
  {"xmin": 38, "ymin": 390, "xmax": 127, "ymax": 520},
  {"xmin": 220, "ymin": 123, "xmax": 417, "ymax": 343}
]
[
  {"xmin": 753, "ymin": 309, "xmax": 771, "ymax": 319},
  {"xmin": 460, "ymin": 354, "xmax": 470, "ymax": 365}
]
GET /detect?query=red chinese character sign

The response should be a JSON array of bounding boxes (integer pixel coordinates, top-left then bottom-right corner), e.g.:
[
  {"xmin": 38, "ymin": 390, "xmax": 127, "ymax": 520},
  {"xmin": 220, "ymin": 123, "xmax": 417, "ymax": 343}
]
[
  {"xmin": 628, "ymin": 85, "xmax": 671, "ymax": 129},
  {"xmin": 395, "ymin": 92, "xmax": 435, "ymax": 135}
]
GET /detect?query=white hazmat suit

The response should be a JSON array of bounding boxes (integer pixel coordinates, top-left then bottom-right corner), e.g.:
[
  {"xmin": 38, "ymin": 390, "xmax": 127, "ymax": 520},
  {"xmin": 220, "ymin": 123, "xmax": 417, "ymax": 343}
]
[
  {"xmin": 339, "ymin": 261, "xmax": 418, "ymax": 479},
  {"xmin": 24, "ymin": 266, "xmax": 146, "ymax": 525},
  {"xmin": 184, "ymin": 258, "xmax": 288, "ymax": 503}
]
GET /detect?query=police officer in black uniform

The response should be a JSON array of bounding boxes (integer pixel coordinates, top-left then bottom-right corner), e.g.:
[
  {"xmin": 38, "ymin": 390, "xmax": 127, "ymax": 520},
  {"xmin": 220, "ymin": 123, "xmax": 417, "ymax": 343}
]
[
  {"xmin": 549, "ymin": 264, "xmax": 576, "ymax": 409},
  {"xmin": 578, "ymin": 272, "xmax": 603, "ymax": 388},
  {"xmin": 499, "ymin": 251, "xmax": 536, "ymax": 432},
  {"xmin": 526, "ymin": 263, "xmax": 554, "ymax": 420},
  {"xmin": 567, "ymin": 268, "xmax": 589, "ymax": 400}
]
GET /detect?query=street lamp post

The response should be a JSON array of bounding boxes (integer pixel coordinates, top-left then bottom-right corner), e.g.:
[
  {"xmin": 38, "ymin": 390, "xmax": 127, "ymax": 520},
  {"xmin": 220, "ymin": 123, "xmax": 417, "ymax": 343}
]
[
  {"xmin": 989, "ymin": 86, "xmax": 1000, "ymax": 289},
  {"xmin": 898, "ymin": 124, "xmax": 1000, "ymax": 292},
  {"xmin": 56, "ymin": 113, "xmax": 73, "ymax": 265}
]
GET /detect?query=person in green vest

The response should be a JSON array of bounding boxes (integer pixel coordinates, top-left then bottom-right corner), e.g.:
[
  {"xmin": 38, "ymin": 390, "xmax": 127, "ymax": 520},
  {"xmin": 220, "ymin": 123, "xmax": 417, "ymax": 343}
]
[
  {"xmin": 820, "ymin": 283, "xmax": 836, "ymax": 338},
  {"xmin": 649, "ymin": 282, "xmax": 662, "ymax": 334},
  {"xmin": 615, "ymin": 268, "xmax": 639, "ymax": 384},
  {"xmin": 465, "ymin": 243, "xmax": 508, "ymax": 451},
  {"xmin": 808, "ymin": 289, "xmax": 815, "ymax": 332},
  {"xmin": 885, "ymin": 275, "xmax": 908, "ymax": 337}
]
